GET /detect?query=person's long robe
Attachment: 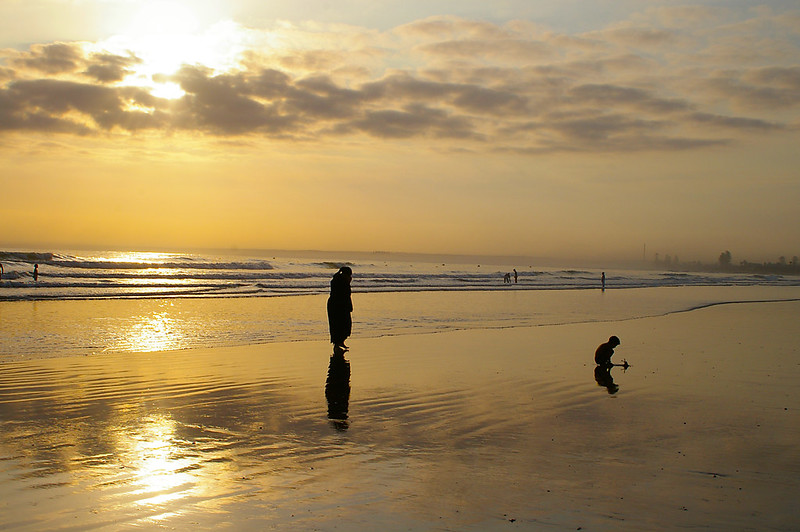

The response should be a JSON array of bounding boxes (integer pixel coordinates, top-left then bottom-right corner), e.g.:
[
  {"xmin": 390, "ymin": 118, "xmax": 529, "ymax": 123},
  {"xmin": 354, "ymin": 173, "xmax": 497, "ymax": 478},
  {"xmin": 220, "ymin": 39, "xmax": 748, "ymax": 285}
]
[{"xmin": 327, "ymin": 272, "xmax": 352, "ymax": 345}]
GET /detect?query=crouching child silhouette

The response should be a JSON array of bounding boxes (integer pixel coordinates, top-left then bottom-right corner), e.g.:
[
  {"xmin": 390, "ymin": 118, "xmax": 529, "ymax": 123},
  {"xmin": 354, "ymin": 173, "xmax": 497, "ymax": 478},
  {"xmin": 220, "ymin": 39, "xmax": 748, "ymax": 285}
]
[{"xmin": 594, "ymin": 335, "xmax": 621, "ymax": 366}]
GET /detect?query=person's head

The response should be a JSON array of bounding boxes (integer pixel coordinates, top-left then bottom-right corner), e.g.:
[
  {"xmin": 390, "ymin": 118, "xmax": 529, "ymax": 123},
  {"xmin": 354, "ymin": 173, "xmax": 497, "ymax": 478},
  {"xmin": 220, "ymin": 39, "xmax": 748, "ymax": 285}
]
[
  {"xmin": 338, "ymin": 266, "xmax": 352, "ymax": 280},
  {"xmin": 608, "ymin": 335, "xmax": 620, "ymax": 347}
]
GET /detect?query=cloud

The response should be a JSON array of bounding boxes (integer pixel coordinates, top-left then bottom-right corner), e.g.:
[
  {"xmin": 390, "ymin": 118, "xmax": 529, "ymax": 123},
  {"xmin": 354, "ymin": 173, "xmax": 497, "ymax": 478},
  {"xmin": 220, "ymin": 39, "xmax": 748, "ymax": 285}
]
[
  {"xmin": 0, "ymin": 78, "xmax": 164, "ymax": 133},
  {"xmin": 170, "ymin": 66, "xmax": 296, "ymax": 135},
  {"xmin": 688, "ymin": 112, "xmax": 784, "ymax": 131},
  {"xmin": 0, "ymin": 8, "xmax": 798, "ymax": 153},
  {"xmin": 83, "ymin": 52, "xmax": 141, "ymax": 83},
  {"xmin": 704, "ymin": 69, "xmax": 800, "ymax": 110},
  {"xmin": 568, "ymin": 83, "xmax": 692, "ymax": 113},
  {"xmin": 636, "ymin": 5, "xmax": 730, "ymax": 29},
  {"xmin": 420, "ymin": 38, "xmax": 553, "ymax": 62},
  {"xmin": 9, "ymin": 42, "xmax": 83, "ymax": 74},
  {"xmin": 6, "ymin": 43, "xmax": 141, "ymax": 83},
  {"xmin": 350, "ymin": 104, "xmax": 477, "ymax": 139}
]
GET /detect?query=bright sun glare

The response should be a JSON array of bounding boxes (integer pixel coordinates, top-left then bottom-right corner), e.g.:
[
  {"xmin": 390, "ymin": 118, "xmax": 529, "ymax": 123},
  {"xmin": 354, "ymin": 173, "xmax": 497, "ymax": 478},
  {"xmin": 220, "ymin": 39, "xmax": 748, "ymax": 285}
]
[{"xmin": 98, "ymin": 1, "xmax": 248, "ymax": 100}]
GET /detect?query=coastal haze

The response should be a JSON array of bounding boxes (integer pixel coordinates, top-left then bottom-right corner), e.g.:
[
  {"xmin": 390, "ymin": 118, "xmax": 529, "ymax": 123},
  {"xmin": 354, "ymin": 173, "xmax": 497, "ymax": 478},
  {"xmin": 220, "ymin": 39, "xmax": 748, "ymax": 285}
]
[{"xmin": 2, "ymin": 1, "xmax": 799, "ymax": 263}]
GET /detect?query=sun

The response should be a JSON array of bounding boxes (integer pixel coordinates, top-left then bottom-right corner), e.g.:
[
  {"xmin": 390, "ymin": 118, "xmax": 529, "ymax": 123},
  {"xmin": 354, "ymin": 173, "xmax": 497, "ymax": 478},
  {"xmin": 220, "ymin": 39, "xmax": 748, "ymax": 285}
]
[{"xmin": 97, "ymin": 1, "xmax": 247, "ymax": 100}]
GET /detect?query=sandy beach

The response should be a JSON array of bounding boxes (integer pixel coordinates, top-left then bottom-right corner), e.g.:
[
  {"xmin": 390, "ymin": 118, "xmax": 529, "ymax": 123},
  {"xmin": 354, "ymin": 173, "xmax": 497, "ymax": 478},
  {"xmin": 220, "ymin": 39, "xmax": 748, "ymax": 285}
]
[{"xmin": 1, "ymin": 298, "xmax": 799, "ymax": 530}]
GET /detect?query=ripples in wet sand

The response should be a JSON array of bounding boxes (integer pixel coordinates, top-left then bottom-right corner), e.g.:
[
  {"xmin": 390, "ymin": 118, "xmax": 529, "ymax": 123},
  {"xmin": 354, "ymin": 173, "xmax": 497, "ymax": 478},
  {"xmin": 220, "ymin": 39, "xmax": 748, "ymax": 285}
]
[{"xmin": 1, "ymin": 301, "xmax": 799, "ymax": 530}]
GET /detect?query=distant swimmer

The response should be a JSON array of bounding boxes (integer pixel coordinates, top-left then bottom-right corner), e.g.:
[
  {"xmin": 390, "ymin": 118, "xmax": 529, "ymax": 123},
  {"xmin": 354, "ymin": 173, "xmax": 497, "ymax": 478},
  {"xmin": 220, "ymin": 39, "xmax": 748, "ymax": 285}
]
[
  {"xmin": 33, "ymin": 264, "xmax": 39, "ymax": 282},
  {"xmin": 327, "ymin": 266, "xmax": 353, "ymax": 351},
  {"xmin": 594, "ymin": 335, "xmax": 621, "ymax": 366}
]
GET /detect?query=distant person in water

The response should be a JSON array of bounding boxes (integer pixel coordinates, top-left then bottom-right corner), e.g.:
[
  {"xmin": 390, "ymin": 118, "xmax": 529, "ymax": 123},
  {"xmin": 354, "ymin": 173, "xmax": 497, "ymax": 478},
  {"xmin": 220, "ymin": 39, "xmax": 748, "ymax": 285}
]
[
  {"xmin": 0, "ymin": 263, "xmax": 3, "ymax": 281},
  {"xmin": 33, "ymin": 264, "xmax": 39, "ymax": 282},
  {"xmin": 513, "ymin": 268, "xmax": 518, "ymax": 283},
  {"xmin": 601, "ymin": 272, "xmax": 606, "ymax": 291},
  {"xmin": 594, "ymin": 335, "xmax": 620, "ymax": 366},
  {"xmin": 327, "ymin": 266, "xmax": 353, "ymax": 350}
]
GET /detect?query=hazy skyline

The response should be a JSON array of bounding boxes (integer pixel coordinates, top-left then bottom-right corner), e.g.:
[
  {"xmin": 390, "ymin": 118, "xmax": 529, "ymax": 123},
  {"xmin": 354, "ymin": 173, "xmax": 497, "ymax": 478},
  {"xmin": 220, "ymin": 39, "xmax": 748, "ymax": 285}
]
[{"xmin": 2, "ymin": 1, "xmax": 799, "ymax": 263}]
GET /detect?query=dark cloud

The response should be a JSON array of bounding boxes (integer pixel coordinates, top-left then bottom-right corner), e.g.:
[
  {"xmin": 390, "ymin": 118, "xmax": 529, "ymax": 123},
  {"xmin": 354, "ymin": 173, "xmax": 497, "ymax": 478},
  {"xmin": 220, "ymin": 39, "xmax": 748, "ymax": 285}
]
[
  {"xmin": 705, "ymin": 73, "xmax": 800, "ymax": 109},
  {"xmin": 0, "ymin": 78, "xmax": 164, "ymax": 132},
  {"xmin": 171, "ymin": 66, "xmax": 295, "ymax": 135},
  {"xmin": 350, "ymin": 103, "xmax": 477, "ymax": 139},
  {"xmin": 362, "ymin": 73, "xmax": 528, "ymax": 115},
  {"xmin": 497, "ymin": 134, "xmax": 729, "ymax": 155},
  {"xmin": 10, "ymin": 43, "xmax": 83, "ymax": 74},
  {"xmin": 6, "ymin": 42, "xmax": 141, "ymax": 84},
  {"xmin": 550, "ymin": 113, "xmax": 668, "ymax": 142},
  {"xmin": 570, "ymin": 84, "xmax": 692, "ymax": 113},
  {"xmin": 689, "ymin": 112, "xmax": 784, "ymax": 131},
  {"xmin": 83, "ymin": 52, "xmax": 141, "ymax": 83},
  {"xmin": 745, "ymin": 66, "xmax": 800, "ymax": 88},
  {"xmin": 289, "ymin": 75, "xmax": 363, "ymax": 119}
]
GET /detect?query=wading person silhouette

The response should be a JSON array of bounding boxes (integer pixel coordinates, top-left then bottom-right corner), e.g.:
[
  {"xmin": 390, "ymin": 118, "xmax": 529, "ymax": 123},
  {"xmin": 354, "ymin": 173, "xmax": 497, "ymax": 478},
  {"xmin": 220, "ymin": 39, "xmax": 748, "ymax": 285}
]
[
  {"xmin": 327, "ymin": 266, "xmax": 353, "ymax": 351},
  {"xmin": 33, "ymin": 264, "xmax": 39, "ymax": 282}
]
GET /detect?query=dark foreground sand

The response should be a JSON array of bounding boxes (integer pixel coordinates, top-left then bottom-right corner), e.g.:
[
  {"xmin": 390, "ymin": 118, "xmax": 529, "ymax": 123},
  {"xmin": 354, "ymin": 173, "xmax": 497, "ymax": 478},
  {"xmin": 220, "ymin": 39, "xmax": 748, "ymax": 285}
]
[{"xmin": 1, "ymin": 300, "xmax": 799, "ymax": 530}]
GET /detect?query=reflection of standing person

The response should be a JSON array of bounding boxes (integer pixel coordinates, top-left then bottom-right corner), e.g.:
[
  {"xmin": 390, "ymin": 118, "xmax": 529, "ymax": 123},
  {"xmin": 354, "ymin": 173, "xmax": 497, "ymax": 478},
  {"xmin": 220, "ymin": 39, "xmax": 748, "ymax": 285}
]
[
  {"xmin": 601, "ymin": 272, "xmax": 606, "ymax": 291},
  {"xmin": 327, "ymin": 266, "xmax": 353, "ymax": 350},
  {"xmin": 33, "ymin": 264, "xmax": 39, "ymax": 282},
  {"xmin": 325, "ymin": 349, "xmax": 351, "ymax": 431}
]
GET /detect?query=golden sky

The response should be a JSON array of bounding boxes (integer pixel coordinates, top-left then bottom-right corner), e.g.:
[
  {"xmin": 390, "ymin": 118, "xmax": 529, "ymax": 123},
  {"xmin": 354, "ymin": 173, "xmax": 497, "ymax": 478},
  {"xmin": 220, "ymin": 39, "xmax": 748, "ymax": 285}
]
[{"xmin": 1, "ymin": 1, "xmax": 799, "ymax": 262}]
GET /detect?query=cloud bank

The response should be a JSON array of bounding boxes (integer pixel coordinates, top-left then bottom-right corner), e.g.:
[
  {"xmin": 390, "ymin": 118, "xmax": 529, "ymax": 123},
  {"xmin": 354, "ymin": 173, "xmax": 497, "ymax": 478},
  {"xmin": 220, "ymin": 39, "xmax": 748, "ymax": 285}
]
[{"xmin": 1, "ymin": 6, "xmax": 798, "ymax": 153}]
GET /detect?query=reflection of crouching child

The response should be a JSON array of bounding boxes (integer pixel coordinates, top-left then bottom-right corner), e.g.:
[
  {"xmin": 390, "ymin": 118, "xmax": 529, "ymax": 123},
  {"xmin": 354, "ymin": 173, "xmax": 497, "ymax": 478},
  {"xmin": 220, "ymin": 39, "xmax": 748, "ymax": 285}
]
[{"xmin": 595, "ymin": 336, "xmax": 620, "ymax": 366}]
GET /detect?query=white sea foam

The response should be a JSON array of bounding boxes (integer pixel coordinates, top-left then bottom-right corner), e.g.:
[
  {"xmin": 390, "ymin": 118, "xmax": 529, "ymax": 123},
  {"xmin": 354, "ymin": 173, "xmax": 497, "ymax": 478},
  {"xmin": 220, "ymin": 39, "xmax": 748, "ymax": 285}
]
[
  {"xmin": 1, "ymin": 249, "xmax": 798, "ymax": 302},
  {"xmin": 2, "ymin": 250, "xmax": 800, "ymax": 359}
]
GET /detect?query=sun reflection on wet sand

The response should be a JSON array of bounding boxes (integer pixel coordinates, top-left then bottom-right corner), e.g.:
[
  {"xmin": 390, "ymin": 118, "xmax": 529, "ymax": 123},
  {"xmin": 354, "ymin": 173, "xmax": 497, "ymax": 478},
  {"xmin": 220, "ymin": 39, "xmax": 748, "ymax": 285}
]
[
  {"xmin": 108, "ymin": 307, "xmax": 187, "ymax": 353},
  {"xmin": 123, "ymin": 414, "xmax": 195, "ymax": 510}
]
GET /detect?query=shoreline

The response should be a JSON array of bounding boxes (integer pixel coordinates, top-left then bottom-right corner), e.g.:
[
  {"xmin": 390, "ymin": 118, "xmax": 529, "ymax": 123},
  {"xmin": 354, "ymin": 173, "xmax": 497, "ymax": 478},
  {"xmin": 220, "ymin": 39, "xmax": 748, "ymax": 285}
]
[{"xmin": 3, "ymin": 285, "xmax": 800, "ymax": 362}]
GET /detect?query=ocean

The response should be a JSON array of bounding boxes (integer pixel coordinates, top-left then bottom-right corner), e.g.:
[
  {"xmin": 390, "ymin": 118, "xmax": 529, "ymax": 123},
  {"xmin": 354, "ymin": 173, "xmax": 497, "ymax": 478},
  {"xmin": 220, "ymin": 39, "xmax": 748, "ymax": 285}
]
[{"xmin": 2, "ymin": 249, "xmax": 799, "ymax": 359}]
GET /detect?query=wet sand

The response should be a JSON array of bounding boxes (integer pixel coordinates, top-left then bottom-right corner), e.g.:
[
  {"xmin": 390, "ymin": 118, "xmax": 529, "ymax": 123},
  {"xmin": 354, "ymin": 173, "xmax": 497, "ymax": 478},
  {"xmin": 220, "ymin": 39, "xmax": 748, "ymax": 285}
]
[{"xmin": 1, "ymin": 300, "xmax": 799, "ymax": 530}]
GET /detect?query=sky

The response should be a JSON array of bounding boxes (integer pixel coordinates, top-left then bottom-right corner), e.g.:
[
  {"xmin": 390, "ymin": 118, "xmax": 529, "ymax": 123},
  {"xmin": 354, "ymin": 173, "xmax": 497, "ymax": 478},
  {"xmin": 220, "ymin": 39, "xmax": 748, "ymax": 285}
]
[{"xmin": 1, "ymin": 1, "xmax": 799, "ymax": 263}]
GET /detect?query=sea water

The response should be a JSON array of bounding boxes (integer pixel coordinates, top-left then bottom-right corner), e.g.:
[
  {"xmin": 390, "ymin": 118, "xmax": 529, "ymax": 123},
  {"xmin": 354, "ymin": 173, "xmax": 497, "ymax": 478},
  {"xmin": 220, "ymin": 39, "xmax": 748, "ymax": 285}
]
[{"xmin": 1, "ymin": 249, "xmax": 799, "ymax": 359}]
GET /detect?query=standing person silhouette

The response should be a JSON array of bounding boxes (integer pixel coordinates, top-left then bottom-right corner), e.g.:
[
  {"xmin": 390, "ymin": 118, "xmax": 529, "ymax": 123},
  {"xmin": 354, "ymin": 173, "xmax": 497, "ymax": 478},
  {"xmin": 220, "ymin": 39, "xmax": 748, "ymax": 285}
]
[
  {"xmin": 33, "ymin": 264, "xmax": 39, "ymax": 282},
  {"xmin": 327, "ymin": 266, "xmax": 353, "ymax": 351}
]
